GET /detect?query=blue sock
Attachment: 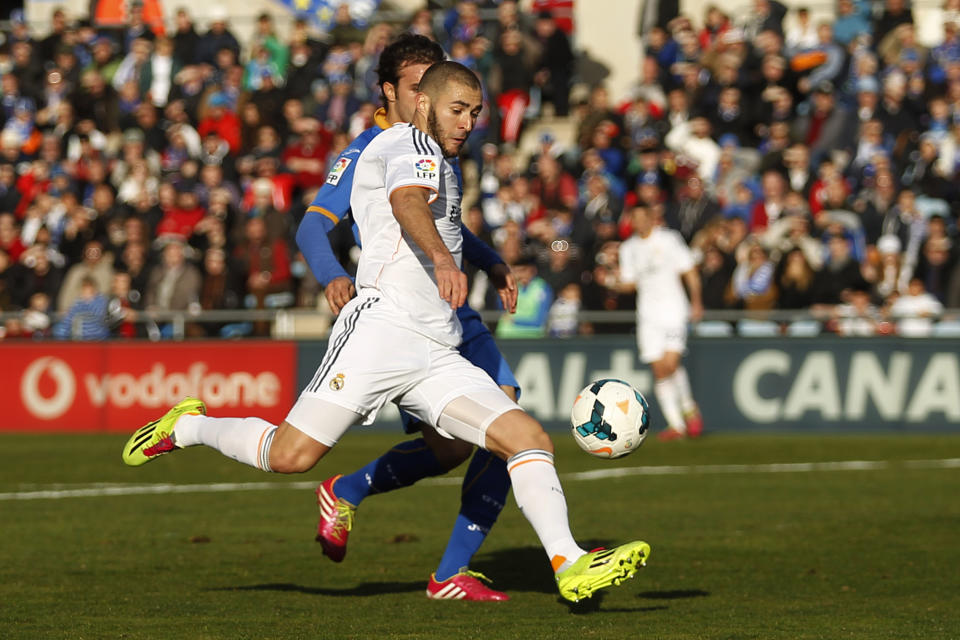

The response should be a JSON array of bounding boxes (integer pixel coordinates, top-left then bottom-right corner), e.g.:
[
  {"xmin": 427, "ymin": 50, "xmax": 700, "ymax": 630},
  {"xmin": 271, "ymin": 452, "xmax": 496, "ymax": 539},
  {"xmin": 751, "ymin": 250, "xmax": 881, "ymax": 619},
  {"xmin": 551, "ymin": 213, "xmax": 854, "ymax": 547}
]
[
  {"xmin": 334, "ymin": 438, "xmax": 446, "ymax": 506},
  {"xmin": 434, "ymin": 449, "xmax": 511, "ymax": 582}
]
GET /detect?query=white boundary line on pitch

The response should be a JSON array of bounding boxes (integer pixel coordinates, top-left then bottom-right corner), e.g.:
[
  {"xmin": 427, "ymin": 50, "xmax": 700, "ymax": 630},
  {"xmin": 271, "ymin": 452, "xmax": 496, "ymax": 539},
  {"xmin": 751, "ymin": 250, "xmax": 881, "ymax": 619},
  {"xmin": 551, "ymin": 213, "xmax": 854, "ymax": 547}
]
[{"xmin": 2, "ymin": 458, "xmax": 959, "ymax": 501}]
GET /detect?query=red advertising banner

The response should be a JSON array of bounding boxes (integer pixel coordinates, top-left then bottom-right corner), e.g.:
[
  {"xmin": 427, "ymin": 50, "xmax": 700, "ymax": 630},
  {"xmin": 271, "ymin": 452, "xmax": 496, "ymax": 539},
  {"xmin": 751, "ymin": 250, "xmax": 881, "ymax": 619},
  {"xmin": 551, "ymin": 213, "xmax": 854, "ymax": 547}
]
[{"xmin": 0, "ymin": 342, "xmax": 297, "ymax": 432}]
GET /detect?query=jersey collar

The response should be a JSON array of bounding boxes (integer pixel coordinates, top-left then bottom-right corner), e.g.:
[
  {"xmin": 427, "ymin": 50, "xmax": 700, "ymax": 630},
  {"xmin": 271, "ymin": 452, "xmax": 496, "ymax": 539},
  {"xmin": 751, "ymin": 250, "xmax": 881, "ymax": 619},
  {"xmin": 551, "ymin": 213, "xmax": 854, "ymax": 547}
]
[{"xmin": 373, "ymin": 107, "xmax": 392, "ymax": 129}]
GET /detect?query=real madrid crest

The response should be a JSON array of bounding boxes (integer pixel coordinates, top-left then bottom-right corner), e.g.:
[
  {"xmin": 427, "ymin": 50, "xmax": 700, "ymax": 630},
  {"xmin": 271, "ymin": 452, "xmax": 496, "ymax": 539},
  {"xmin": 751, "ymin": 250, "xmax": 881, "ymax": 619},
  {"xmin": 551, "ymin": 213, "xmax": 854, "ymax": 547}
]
[{"xmin": 329, "ymin": 373, "xmax": 345, "ymax": 391}]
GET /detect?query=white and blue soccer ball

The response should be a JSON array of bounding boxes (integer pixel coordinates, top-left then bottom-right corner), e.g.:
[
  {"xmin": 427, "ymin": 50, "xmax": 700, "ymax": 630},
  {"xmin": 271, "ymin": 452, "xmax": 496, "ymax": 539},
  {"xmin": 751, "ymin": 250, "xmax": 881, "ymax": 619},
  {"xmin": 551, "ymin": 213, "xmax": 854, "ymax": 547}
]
[{"xmin": 571, "ymin": 379, "xmax": 649, "ymax": 459}]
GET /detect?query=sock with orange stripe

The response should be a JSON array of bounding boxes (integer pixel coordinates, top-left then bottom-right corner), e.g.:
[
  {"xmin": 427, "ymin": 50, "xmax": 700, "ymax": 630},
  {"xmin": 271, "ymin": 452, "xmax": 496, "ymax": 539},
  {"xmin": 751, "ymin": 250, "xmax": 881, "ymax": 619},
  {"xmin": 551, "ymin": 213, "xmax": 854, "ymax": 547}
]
[
  {"xmin": 507, "ymin": 449, "xmax": 585, "ymax": 573},
  {"xmin": 173, "ymin": 414, "xmax": 278, "ymax": 471}
]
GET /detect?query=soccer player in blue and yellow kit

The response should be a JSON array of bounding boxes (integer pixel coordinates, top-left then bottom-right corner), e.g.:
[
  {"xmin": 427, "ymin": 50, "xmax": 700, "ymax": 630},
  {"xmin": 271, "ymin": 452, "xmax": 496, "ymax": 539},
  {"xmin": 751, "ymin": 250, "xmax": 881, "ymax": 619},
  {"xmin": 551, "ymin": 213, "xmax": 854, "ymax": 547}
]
[{"xmin": 295, "ymin": 34, "xmax": 519, "ymax": 601}]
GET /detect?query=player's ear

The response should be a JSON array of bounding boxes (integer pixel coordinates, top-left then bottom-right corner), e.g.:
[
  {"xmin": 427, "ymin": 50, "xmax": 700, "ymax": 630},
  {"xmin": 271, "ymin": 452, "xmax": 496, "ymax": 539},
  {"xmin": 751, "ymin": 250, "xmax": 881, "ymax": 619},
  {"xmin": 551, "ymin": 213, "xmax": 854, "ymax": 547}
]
[
  {"xmin": 416, "ymin": 92, "xmax": 430, "ymax": 117},
  {"xmin": 382, "ymin": 81, "xmax": 397, "ymax": 105}
]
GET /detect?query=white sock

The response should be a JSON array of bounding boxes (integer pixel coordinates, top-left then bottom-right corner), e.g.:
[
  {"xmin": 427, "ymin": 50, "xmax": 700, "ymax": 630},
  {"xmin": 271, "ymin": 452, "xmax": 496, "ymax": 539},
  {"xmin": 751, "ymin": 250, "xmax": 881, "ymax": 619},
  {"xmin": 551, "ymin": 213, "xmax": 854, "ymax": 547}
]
[
  {"xmin": 174, "ymin": 414, "xmax": 278, "ymax": 471},
  {"xmin": 507, "ymin": 449, "xmax": 585, "ymax": 573},
  {"xmin": 655, "ymin": 377, "xmax": 685, "ymax": 432},
  {"xmin": 672, "ymin": 367, "xmax": 697, "ymax": 414}
]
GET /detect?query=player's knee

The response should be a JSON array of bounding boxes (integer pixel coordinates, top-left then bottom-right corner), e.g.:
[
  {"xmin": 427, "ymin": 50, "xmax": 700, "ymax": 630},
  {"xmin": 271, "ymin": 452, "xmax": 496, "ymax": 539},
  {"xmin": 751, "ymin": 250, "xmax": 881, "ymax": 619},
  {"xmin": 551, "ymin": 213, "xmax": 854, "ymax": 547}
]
[{"xmin": 486, "ymin": 410, "xmax": 553, "ymax": 459}]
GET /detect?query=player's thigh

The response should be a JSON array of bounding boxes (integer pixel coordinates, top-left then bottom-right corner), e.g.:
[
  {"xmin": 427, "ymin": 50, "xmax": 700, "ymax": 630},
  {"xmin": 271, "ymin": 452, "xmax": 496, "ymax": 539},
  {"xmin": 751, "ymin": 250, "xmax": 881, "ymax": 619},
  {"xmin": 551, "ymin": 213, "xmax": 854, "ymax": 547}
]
[
  {"xmin": 639, "ymin": 320, "xmax": 685, "ymax": 365},
  {"xmin": 399, "ymin": 346, "xmax": 520, "ymax": 449},
  {"xmin": 300, "ymin": 296, "xmax": 428, "ymax": 435}
]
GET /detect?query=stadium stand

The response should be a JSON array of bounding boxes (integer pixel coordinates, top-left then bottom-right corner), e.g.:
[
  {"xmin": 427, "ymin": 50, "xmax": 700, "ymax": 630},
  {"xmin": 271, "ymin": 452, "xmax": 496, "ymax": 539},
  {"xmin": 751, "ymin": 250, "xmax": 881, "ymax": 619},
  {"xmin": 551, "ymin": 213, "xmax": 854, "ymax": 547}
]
[{"xmin": 0, "ymin": 0, "xmax": 958, "ymax": 340}]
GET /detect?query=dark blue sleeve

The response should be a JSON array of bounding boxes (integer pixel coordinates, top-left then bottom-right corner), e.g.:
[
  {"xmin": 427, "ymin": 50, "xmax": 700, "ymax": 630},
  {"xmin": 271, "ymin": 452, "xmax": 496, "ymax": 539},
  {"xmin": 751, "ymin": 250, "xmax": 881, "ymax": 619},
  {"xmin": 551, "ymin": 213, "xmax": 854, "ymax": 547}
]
[{"xmin": 461, "ymin": 225, "xmax": 503, "ymax": 273}]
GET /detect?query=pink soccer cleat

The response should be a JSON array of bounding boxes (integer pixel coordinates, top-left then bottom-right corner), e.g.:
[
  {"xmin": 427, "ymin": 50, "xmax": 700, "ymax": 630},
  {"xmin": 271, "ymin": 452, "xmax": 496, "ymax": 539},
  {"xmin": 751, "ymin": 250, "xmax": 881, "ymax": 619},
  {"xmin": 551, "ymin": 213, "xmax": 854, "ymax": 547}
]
[
  {"xmin": 426, "ymin": 571, "xmax": 510, "ymax": 601},
  {"xmin": 315, "ymin": 475, "xmax": 356, "ymax": 562},
  {"xmin": 684, "ymin": 407, "xmax": 704, "ymax": 438}
]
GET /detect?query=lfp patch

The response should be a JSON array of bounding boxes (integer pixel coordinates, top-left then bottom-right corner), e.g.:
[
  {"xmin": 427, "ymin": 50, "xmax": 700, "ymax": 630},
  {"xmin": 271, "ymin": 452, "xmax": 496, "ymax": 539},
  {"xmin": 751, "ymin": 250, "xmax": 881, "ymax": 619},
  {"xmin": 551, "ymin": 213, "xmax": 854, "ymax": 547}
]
[
  {"xmin": 326, "ymin": 157, "xmax": 352, "ymax": 185},
  {"xmin": 415, "ymin": 158, "xmax": 437, "ymax": 179}
]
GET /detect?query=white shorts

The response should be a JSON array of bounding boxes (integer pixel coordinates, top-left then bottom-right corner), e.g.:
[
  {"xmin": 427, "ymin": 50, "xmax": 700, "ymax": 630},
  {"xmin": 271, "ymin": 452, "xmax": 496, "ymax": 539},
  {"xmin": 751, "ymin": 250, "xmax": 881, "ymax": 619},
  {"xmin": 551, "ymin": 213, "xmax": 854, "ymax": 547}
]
[
  {"xmin": 637, "ymin": 318, "xmax": 687, "ymax": 363},
  {"xmin": 286, "ymin": 294, "xmax": 519, "ymax": 446}
]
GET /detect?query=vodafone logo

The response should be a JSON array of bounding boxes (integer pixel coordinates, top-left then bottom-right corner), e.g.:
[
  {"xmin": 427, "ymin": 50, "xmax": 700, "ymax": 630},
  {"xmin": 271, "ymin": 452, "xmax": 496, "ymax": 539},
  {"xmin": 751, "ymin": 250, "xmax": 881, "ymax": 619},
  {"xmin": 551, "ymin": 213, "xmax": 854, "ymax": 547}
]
[
  {"xmin": 21, "ymin": 356, "xmax": 77, "ymax": 420},
  {"xmin": 18, "ymin": 358, "xmax": 282, "ymax": 421}
]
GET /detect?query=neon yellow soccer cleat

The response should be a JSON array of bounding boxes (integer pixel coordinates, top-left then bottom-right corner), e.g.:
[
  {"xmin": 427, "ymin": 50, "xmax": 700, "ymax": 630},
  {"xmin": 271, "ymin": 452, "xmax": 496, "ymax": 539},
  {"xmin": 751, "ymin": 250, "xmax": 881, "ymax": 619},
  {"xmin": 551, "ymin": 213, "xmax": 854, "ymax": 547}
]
[
  {"xmin": 556, "ymin": 540, "xmax": 651, "ymax": 602},
  {"xmin": 121, "ymin": 397, "xmax": 206, "ymax": 467}
]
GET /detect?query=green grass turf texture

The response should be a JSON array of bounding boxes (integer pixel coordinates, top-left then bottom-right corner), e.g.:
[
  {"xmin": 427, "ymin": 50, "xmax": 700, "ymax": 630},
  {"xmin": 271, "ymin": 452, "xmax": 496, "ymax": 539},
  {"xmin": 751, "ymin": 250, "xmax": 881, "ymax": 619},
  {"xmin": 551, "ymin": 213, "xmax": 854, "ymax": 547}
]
[{"xmin": 1, "ymin": 432, "xmax": 958, "ymax": 640}]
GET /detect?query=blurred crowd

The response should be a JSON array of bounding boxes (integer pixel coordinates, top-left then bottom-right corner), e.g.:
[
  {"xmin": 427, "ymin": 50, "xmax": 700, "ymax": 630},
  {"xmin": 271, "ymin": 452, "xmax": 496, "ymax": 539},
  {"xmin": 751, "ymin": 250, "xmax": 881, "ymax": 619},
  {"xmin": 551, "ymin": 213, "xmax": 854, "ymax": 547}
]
[{"xmin": 0, "ymin": 0, "xmax": 958, "ymax": 341}]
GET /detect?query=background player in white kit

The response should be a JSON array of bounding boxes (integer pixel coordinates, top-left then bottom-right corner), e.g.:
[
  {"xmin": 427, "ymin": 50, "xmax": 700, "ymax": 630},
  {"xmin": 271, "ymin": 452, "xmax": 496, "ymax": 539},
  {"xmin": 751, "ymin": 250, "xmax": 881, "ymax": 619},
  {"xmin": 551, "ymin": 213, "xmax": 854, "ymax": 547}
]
[
  {"xmin": 122, "ymin": 62, "xmax": 650, "ymax": 603},
  {"xmin": 618, "ymin": 205, "xmax": 705, "ymax": 440}
]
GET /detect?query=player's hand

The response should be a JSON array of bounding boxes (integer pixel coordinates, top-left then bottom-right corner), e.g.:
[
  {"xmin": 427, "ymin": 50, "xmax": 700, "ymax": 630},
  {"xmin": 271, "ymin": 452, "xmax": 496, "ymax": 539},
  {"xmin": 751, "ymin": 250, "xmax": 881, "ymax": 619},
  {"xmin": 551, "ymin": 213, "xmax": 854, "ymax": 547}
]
[
  {"xmin": 489, "ymin": 263, "xmax": 518, "ymax": 313},
  {"xmin": 325, "ymin": 276, "xmax": 356, "ymax": 315},
  {"xmin": 690, "ymin": 300, "xmax": 704, "ymax": 323},
  {"xmin": 435, "ymin": 258, "xmax": 468, "ymax": 310}
]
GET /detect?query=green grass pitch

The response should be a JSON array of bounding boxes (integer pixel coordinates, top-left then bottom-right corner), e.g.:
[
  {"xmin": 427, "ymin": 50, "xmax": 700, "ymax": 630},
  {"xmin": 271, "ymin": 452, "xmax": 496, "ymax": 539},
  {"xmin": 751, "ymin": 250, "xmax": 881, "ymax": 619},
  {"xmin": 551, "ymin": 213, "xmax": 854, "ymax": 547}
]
[{"xmin": 1, "ymin": 432, "xmax": 958, "ymax": 639}]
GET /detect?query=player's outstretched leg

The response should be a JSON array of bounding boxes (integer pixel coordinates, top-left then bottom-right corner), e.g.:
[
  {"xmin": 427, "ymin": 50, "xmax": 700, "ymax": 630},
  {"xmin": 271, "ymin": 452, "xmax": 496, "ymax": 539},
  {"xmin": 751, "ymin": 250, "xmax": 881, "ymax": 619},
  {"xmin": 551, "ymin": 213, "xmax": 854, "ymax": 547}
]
[
  {"xmin": 121, "ymin": 397, "xmax": 206, "ymax": 466},
  {"xmin": 469, "ymin": 406, "xmax": 650, "ymax": 603},
  {"xmin": 428, "ymin": 448, "xmax": 511, "ymax": 601}
]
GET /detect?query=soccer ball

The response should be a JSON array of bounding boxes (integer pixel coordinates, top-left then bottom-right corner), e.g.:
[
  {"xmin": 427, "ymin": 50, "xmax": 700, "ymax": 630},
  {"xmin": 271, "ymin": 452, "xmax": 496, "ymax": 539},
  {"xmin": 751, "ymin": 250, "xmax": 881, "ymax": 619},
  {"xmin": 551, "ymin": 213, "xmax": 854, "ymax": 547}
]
[{"xmin": 570, "ymin": 379, "xmax": 649, "ymax": 459}]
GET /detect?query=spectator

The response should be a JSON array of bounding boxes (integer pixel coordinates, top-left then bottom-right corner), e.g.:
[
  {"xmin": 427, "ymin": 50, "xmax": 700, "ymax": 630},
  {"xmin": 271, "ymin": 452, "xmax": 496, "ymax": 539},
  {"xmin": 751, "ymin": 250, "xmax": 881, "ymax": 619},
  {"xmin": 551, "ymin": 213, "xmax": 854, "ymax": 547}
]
[
  {"xmin": 832, "ymin": 283, "xmax": 882, "ymax": 335},
  {"xmin": 728, "ymin": 240, "xmax": 777, "ymax": 309},
  {"xmin": 490, "ymin": 28, "xmax": 538, "ymax": 145},
  {"xmin": 57, "ymin": 240, "xmax": 113, "ymax": 312},
  {"xmin": 813, "ymin": 233, "xmax": 867, "ymax": 305},
  {"xmin": 197, "ymin": 7, "xmax": 241, "ymax": 67},
  {"xmin": 665, "ymin": 175, "xmax": 720, "ymax": 243},
  {"xmin": 776, "ymin": 246, "xmax": 818, "ymax": 309},
  {"xmin": 532, "ymin": 11, "xmax": 574, "ymax": 117},
  {"xmin": 54, "ymin": 275, "xmax": 110, "ymax": 340},
  {"xmin": 496, "ymin": 253, "xmax": 553, "ymax": 338},
  {"xmin": 548, "ymin": 282, "xmax": 582, "ymax": 337},
  {"xmin": 888, "ymin": 277, "xmax": 944, "ymax": 336},
  {"xmin": 699, "ymin": 242, "xmax": 736, "ymax": 309},
  {"xmin": 145, "ymin": 239, "xmax": 202, "ymax": 313}
]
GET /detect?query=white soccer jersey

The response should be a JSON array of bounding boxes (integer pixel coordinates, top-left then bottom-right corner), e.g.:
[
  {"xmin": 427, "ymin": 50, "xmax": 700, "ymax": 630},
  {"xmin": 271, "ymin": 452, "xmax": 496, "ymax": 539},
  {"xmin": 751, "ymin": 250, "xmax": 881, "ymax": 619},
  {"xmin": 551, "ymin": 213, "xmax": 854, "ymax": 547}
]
[
  {"xmin": 619, "ymin": 226, "xmax": 695, "ymax": 321},
  {"xmin": 350, "ymin": 123, "xmax": 464, "ymax": 346}
]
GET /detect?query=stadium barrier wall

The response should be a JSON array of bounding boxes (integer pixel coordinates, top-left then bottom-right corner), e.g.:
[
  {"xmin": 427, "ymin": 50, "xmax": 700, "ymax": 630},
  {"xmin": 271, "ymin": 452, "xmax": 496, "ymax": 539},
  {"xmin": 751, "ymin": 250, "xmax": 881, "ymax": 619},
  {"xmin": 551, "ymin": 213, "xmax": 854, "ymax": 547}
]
[
  {"xmin": 3, "ymin": 337, "xmax": 958, "ymax": 432},
  {"xmin": 298, "ymin": 336, "xmax": 960, "ymax": 432},
  {"xmin": 1, "ymin": 342, "xmax": 297, "ymax": 432}
]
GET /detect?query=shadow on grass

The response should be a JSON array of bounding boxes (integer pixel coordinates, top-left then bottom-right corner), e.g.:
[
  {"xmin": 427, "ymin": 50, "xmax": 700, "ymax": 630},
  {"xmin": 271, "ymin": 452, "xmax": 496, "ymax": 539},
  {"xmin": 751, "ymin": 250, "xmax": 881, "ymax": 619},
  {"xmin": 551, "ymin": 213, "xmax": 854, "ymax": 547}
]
[
  {"xmin": 210, "ymin": 581, "xmax": 424, "ymax": 597},
  {"xmin": 637, "ymin": 589, "xmax": 710, "ymax": 600}
]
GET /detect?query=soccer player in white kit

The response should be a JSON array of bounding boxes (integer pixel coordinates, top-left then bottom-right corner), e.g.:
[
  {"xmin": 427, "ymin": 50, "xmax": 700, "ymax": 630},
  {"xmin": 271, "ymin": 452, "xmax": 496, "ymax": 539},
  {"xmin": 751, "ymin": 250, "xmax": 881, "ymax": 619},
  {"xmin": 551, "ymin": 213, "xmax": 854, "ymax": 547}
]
[
  {"xmin": 122, "ymin": 62, "xmax": 650, "ymax": 602},
  {"xmin": 618, "ymin": 205, "xmax": 705, "ymax": 440}
]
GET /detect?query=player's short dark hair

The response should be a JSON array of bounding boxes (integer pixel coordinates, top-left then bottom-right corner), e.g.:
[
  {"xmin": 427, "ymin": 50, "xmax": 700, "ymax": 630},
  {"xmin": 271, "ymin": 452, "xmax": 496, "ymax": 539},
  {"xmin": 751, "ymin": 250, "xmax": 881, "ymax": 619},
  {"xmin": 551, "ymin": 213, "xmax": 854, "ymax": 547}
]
[
  {"xmin": 417, "ymin": 61, "xmax": 482, "ymax": 98},
  {"xmin": 375, "ymin": 33, "xmax": 446, "ymax": 93}
]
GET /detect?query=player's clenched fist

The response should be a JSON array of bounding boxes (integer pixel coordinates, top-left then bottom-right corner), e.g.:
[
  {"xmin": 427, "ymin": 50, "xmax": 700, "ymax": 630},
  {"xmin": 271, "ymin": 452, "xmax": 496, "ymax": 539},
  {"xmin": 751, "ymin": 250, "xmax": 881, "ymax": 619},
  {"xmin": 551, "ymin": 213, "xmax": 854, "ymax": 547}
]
[{"xmin": 324, "ymin": 276, "xmax": 357, "ymax": 315}]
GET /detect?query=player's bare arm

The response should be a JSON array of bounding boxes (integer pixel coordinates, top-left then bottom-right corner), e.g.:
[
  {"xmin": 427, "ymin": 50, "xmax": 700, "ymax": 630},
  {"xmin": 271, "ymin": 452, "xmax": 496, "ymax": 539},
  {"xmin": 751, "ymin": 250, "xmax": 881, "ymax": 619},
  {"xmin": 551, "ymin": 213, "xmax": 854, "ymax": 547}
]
[
  {"xmin": 682, "ymin": 268, "xmax": 704, "ymax": 321},
  {"xmin": 389, "ymin": 186, "xmax": 468, "ymax": 309}
]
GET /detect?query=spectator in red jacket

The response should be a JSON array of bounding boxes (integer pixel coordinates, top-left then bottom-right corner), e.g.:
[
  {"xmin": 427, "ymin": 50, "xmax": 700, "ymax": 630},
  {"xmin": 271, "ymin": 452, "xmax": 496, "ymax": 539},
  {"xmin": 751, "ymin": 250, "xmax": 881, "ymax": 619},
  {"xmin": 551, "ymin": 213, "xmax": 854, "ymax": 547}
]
[{"xmin": 197, "ymin": 93, "xmax": 241, "ymax": 154}]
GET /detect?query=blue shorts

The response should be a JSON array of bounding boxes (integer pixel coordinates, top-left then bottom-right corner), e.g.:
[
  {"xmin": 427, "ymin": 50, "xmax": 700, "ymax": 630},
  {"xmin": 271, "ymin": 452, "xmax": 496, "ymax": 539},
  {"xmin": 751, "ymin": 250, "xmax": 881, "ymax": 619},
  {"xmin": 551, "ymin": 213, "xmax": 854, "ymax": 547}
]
[{"xmin": 401, "ymin": 308, "xmax": 519, "ymax": 432}]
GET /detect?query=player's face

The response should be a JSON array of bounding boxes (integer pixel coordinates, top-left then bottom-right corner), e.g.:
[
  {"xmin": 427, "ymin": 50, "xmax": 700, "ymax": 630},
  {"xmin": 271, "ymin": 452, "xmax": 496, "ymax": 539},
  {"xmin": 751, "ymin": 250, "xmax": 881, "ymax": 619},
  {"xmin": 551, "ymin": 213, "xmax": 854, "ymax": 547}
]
[
  {"xmin": 390, "ymin": 62, "xmax": 432, "ymax": 124},
  {"xmin": 426, "ymin": 82, "xmax": 483, "ymax": 158},
  {"xmin": 632, "ymin": 207, "xmax": 654, "ymax": 237}
]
